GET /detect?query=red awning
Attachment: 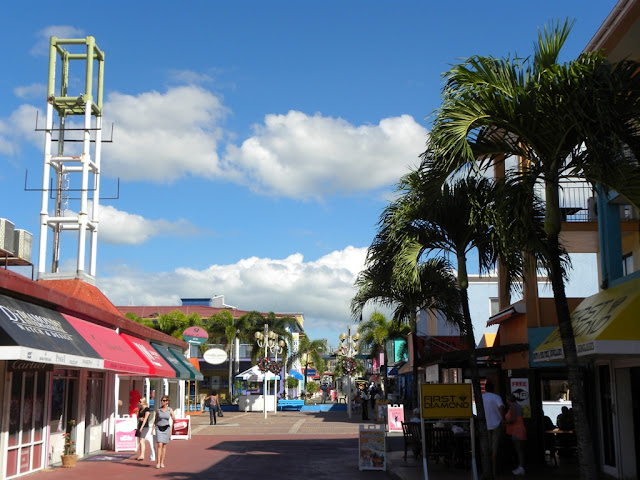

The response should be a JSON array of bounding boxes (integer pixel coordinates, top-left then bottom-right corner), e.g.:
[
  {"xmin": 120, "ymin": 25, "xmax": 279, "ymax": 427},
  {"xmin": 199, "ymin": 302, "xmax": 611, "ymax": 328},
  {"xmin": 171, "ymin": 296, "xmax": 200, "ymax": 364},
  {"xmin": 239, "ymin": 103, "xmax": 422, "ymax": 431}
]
[
  {"xmin": 63, "ymin": 315, "xmax": 150, "ymax": 375},
  {"xmin": 121, "ymin": 333, "xmax": 176, "ymax": 378}
]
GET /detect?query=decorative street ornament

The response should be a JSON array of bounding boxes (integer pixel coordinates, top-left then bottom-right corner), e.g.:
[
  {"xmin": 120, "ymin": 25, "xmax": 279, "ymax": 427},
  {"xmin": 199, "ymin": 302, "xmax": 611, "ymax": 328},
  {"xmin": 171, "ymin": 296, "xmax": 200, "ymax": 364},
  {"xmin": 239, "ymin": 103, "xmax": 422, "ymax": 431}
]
[
  {"xmin": 269, "ymin": 360, "xmax": 282, "ymax": 375},
  {"xmin": 342, "ymin": 356, "xmax": 357, "ymax": 374},
  {"xmin": 257, "ymin": 357, "xmax": 273, "ymax": 373}
]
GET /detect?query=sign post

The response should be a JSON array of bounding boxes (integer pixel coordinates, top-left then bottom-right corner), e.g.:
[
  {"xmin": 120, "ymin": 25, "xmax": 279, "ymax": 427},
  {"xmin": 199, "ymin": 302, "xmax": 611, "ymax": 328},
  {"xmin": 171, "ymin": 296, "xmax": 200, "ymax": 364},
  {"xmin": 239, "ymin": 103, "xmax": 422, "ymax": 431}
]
[{"xmin": 419, "ymin": 383, "xmax": 475, "ymax": 480}]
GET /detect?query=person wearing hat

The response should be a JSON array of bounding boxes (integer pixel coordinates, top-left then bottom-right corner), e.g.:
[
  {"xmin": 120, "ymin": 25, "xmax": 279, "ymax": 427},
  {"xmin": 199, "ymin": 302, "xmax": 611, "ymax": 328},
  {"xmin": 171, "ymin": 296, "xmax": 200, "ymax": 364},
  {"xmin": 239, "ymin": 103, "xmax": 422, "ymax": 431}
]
[{"xmin": 410, "ymin": 408, "xmax": 421, "ymax": 423}]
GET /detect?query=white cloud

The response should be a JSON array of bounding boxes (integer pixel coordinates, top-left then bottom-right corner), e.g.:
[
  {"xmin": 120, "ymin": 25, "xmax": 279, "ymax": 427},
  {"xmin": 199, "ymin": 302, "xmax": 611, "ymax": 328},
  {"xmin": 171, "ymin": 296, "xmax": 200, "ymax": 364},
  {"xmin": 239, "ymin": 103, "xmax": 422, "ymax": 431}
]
[
  {"xmin": 0, "ymin": 120, "xmax": 18, "ymax": 155},
  {"xmin": 101, "ymin": 86, "xmax": 229, "ymax": 182},
  {"xmin": 14, "ymin": 83, "xmax": 46, "ymax": 100},
  {"xmin": 30, "ymin": 26, "xmax": 85, "ymax": 56},
  {"xmin": 223, "ymin": 111, "xmax": 427, "ymax": 200},
  {"xmin": 97, "ymin": 204, "xmax": 203, "ymax": 245},
  {"xmin": 98, "ymin": 246, "xmax": 369, "ymax": 340}
]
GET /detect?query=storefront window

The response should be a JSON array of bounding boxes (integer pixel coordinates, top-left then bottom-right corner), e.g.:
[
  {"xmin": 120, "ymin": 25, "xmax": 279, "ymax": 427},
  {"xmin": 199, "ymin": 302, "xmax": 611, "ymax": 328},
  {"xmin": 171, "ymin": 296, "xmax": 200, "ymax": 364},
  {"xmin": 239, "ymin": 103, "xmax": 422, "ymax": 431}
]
[
  {"xmin": 6, "ymin": 367, "xmax": 48, "ymax": 479},
  {"xmin": 85, "ymin": 371, "xmax": 104, "ymax": 426},
  {"xmin": 50, "ymin": 370, "xmax": 78, "ymax": 434}
]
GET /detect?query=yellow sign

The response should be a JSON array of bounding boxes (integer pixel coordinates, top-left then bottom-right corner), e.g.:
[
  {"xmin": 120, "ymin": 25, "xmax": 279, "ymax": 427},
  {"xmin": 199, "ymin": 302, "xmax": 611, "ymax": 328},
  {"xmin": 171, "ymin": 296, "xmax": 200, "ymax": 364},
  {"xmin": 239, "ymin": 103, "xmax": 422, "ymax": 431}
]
[
  {"xmin": 421, "ymin": 383, "xmax": 473, "ymax": 419},
  {"xmin": 533, "ymin": 276, "xmax": 640, "ymax": 361}
]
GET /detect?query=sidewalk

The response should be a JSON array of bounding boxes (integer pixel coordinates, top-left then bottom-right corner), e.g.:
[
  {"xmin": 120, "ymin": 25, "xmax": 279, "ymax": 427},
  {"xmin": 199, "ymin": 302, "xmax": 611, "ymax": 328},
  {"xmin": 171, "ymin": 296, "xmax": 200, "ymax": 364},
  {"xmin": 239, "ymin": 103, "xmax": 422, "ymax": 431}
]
[{"xmin": 30, "ymin": 409, "xmax": 580, "ymax": 480}]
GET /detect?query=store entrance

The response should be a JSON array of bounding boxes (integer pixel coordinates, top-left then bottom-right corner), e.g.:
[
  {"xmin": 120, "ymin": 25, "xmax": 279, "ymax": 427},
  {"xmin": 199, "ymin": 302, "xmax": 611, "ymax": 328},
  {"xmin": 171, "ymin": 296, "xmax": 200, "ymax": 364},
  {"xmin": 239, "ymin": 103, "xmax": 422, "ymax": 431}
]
[{"xmin": 5, "ymin": 366, "xmax": 48, "ymax": 479}]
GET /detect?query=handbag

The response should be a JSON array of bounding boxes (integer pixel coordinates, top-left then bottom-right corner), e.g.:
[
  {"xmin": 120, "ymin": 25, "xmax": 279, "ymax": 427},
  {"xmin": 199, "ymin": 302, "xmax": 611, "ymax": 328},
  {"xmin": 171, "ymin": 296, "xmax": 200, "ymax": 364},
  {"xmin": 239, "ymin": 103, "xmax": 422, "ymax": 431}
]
[
  {"xmin": 205, "ymin": 397, "xmax": 211, "ymax": 408},
  {"xmin": 157, "ymin": 424, "xmax": 170, "ymax": 432},
  {"xmin": 217, "ymin": 404, "xmax": 224, "ymax": 417}
]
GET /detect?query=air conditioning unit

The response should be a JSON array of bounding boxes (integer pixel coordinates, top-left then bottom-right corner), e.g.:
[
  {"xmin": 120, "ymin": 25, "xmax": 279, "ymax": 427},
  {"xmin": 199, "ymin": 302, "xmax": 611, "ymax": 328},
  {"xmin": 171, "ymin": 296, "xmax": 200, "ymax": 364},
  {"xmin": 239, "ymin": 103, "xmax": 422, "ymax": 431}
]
[
  {"xmin": 620, "ymin": 205, "xmax": 640, "ymax": 221},
  {"xmin": 0, "ymin": 218, "xmax": 15, "ymax": 254},
  {"xmin": 13, "ymin": 229, "xmax": 33, "ymax": 262}
]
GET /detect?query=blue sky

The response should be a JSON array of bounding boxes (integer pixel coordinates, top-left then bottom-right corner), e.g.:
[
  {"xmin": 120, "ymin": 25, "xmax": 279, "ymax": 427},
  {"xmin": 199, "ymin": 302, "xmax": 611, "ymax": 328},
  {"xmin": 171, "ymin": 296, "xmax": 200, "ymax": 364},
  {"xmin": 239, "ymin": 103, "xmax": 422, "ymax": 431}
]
[{"xmin": 1, "ymin": 1, "xmax": 612, "ymax": 345}]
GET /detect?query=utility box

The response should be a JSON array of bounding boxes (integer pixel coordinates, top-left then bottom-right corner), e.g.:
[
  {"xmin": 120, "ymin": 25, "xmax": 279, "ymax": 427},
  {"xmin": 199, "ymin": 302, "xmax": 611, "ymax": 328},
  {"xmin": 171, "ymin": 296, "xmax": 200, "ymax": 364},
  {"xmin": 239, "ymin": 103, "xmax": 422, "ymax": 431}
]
[
  {"xmin": 0, "ymin": 218, "xmax": 15, "ymax": 254},
  {"xmin": 13, "ymin": 229, "xmax": 33, "ymax": 263}
]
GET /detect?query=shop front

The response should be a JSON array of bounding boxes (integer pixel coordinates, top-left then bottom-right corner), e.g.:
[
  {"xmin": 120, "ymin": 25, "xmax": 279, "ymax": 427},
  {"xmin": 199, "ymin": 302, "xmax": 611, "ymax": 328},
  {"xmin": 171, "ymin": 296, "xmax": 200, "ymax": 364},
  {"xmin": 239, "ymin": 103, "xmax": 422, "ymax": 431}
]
[
  {"xmin": 534, "ymin": 276, "xmax": 640, "ymax": 479},
  {"xmin": 0, "ymin": 293, "xmax": 103, "ymax": 479}
]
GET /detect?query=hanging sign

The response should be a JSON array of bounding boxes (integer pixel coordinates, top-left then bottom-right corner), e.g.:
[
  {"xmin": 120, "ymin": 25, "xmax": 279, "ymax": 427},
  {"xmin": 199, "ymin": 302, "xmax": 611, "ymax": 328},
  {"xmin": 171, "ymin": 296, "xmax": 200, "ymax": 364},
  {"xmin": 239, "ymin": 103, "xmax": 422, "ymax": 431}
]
[
  {"xmin": 359, "ymin": 424, "xmax": 386, "ymax": 471},
  {"xmin": 183, "ymin": 326, "xmax": 208, "ymax": 345},
  {"xmin": 203, "ymin": 348, "xmax": 228, "ymax": 365}
]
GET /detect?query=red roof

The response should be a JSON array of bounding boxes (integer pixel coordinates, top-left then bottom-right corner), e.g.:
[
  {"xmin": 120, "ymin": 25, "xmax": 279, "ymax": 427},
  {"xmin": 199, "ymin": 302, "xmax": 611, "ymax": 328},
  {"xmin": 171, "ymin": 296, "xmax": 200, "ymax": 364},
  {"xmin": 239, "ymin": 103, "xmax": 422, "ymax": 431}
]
[
  {"xmin": 40, "ymin": 278, "xmax": 123, "ymax": 316},
  {"xmin": 118, "ymin": 305, "xmax": 299, "ymax": 323}
]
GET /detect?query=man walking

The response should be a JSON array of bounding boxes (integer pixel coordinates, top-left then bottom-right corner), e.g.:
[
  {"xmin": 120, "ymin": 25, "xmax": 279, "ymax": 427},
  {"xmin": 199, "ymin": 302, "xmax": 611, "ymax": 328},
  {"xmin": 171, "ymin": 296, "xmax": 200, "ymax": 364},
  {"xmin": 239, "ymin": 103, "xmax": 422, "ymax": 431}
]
[
  {"xmin": 361, "ymin": 388, "xmax": 369, "ymax": 421},
  {"xmin": 483, "ymin": 381, "xmax": 505, "ymax": 478}
]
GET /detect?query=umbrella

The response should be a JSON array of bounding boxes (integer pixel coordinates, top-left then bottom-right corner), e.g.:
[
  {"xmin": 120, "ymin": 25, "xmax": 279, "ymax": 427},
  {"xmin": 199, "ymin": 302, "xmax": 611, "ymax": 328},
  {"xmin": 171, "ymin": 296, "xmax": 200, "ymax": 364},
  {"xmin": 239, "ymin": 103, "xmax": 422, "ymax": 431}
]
[
  {"xmin": 288, "ymin": 369, "xmax": 304, "ymax": 380},
  {"xmin": 235, "ymin": 365, "xmax": 279, "ymax": 381}
]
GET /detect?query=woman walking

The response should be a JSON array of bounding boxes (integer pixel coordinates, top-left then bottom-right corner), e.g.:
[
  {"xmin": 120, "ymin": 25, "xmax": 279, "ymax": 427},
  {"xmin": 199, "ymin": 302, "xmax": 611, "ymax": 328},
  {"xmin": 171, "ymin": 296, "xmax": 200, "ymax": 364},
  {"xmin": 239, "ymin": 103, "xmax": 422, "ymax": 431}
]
[
  {"xmin": 505, "ymin": 393, "xmax": 527, "ymax": 476},
  {"xmin": 207, "ymin": 390, "xmax": 219, "ymax": 425},
  {"xmin": 153, "ymin": 395, "xmax": 175, "ymax": 469},
  {"xmin": 135, "ymin": 397, "xmax": 155, "ymax": 462}
]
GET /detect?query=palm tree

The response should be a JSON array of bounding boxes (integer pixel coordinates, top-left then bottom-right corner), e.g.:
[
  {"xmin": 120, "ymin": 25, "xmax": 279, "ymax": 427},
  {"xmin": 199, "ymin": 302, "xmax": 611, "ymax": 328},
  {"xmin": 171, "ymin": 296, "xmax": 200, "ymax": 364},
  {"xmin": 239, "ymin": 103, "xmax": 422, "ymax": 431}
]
[
  {"xmin": 351, "ymin": 256, "xmax": 462, "ymax": 410},
  {"xmin": 288, "ymin": 335, "xmax": 327, "ymax": 395},
  {"xmin": 368, "ymin": 170, "xmax": 545, "ymax": 479},
  {"xmin": 356, "ymin": 311, "xmax": 410, "ymax": 399},
  {"xmin": 206, "ymin": 310, "xmax": 255, "ymax": 400},
  {"xmin": 428, "ymin": 20, "xmax": 640, "ymax": 480},
  {"xmin": 156, "ymin": 310, "xmax": 204, "ymax": 339}
]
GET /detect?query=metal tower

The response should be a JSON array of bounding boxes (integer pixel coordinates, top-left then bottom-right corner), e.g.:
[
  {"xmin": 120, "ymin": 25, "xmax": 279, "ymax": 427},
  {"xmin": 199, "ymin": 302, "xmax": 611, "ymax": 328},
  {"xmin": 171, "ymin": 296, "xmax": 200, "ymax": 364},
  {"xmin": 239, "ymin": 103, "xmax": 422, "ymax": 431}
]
[{"xmin": 37, "ymin": 36, "xmax": 105, "ymax": 282}]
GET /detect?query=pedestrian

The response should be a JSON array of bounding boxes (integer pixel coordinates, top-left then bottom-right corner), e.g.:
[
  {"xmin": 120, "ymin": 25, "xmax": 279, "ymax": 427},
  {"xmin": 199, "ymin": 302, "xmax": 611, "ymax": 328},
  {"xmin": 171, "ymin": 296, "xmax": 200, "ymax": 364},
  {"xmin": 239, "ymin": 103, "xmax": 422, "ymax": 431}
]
[
  {"xmin": 135, "ymin": 397, "xmax": 155, "ymax": 462},
  {"xmin": 321, "ymin": 383, "xmax": 328, "ymax": 404},
  {"xmin": 153, "ymin": 395, "xmax": 175, "ymax": 469},
  {"xmin": 361, "ymin": 388, "xmax": 370, "ymax": 421},
  {"xmin": 505, "ymin": 394, "xmax": 527, "ymax": 476},
  {"xmin": 368, "ymin": 382, "xmax": 377, "ymax": 410},
  {"xmin": 206, "ymin": 390, "xmax": 219, "ymax": 425},
  {"xmin": 482, "ymin": 380, "xmax": 505, "ymax": 478}
]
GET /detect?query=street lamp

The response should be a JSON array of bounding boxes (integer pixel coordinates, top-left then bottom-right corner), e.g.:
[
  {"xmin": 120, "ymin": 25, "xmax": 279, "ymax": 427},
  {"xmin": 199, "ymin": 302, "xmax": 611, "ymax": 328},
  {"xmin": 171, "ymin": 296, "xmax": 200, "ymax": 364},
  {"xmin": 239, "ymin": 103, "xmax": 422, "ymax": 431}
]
[
  {"xmin": 255, "ymin": 325, "xmax": 285, "ymax": 419},
  {"xmin": 338, "ymin": 326, "xmax": 360, "ymax": 419}
]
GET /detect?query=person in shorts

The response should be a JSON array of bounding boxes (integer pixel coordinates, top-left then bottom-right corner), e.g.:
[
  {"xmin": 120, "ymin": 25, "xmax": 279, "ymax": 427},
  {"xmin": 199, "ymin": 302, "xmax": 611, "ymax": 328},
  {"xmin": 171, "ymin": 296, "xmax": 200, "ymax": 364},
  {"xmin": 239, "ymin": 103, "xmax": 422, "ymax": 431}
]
[{"xmin": 482, "ymin": 381, "xmax": 505, "ymax": 478}]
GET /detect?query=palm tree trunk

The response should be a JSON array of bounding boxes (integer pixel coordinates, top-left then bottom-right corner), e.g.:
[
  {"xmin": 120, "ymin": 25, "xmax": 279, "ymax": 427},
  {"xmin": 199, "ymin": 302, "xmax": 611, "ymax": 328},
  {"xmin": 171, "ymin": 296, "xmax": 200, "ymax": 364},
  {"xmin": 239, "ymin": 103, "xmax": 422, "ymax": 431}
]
[
  {"xmin": 547, "ymin": 232, "xmax": 597, "ymax": 480},
  {"xmin": 410, "ymin": 312, "xmax": 419, "ymax": 409},
  {"xmin": 459, "ymin": 285, "xmax": 492, "ymax": 480}
]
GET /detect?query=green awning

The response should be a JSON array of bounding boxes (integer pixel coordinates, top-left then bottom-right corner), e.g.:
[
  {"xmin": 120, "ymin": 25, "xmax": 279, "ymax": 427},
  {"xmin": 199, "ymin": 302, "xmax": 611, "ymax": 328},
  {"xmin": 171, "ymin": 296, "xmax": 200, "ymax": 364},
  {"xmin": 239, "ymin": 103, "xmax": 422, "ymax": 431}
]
[
  {"xmin": 151, "ymin": 343, "xmax": 191, "ymax": 379},
  {"xmin": 168, "ymin": 347, "xmax": 203, "ymax": 381}
]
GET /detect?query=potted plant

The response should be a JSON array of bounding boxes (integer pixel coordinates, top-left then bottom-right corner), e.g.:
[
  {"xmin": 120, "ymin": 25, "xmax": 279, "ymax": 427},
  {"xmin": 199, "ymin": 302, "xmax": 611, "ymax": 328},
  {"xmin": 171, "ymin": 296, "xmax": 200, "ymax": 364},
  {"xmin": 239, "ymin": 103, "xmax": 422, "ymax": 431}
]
[{"xmin": 60, "ymin": 420, "xmax": 77, "ymax": 468}]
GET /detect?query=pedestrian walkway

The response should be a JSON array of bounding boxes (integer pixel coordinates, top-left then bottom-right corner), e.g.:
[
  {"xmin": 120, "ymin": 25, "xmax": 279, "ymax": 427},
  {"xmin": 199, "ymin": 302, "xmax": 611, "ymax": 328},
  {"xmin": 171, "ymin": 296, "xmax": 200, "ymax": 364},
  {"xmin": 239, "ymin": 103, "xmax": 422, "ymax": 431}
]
[{"xmin": 30, "ymin": 410, "xmax": 583, "ymax": 480}]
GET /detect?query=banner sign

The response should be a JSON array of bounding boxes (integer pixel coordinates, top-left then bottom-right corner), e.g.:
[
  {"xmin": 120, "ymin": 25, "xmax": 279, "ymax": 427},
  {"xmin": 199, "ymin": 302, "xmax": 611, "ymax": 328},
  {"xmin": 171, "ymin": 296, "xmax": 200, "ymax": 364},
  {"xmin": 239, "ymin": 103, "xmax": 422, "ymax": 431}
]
[
  {"xmin": 114, "ymin": 416, "xmax": 137, "ymax": 451},
  {"xmin": 421, "ymin": 383, "xmax": 473, "ymax": 419},
  {"xmin": 510, "ymin": 378, "xmax": 531, "ymax": 418},
  {"xmin": 171, "ymin": 417, "xmax": 191, "ymax": 440},
  {"xmin": 358, "ymin": 424, "xmax": 386, "ymax": 471},
  {"xmin": 387, "ymin": 404, "xmax": 404, "ymax": 432}
]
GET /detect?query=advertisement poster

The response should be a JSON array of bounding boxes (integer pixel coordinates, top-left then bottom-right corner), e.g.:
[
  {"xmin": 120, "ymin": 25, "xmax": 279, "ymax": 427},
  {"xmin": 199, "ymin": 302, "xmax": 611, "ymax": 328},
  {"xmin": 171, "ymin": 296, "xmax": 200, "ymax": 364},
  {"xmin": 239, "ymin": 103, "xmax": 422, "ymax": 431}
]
[
  {"xmin": 510, "ymin": 378, "xmax": 531, "ymax": 418},
  {"xmin": 171, "ymin": 417, "xmax": 191, "ymax": 440},
  {"xmin": 375, "ymin": 400, "xmax": 389, "ymax": 423},
  {"xmin": 358, "ymin": 424, "xmax": 386, "ymax": 471},
  {"xmin": 115, "ymin": 416, "xmax": 137, "ymax": 451},
  {"xmin": 387, "ymin": 404, "xmax": 404, "ymax": 432}
]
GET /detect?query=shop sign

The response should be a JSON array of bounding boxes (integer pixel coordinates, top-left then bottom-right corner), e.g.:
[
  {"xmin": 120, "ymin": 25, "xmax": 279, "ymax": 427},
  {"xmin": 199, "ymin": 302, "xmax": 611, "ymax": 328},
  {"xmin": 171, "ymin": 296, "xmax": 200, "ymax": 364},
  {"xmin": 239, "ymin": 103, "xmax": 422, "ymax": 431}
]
[
  {"xmin": 203, "ymin": 348, "xmax": 227, "ymax": 365},
  {"xmin": 421, "ymin": 383, "xmax": 473, "ymax": 419},
  {"xmin": 8, "ymin": 360, "xmax": 53, "ymax": 372},
  {"xmin": 114, "ymin": 416, "xmax": 137, "ymax": 452},
  {"xmin": 171, "ymin": 417, "xmax": 190, "ymax": 440},
  {"xmin": 387, "ymin": 404, "xmax": 404, "ymax": 432},
  {"xmin": 359, "ymin": 424, "xmax": 386, "ymax": 471}
]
